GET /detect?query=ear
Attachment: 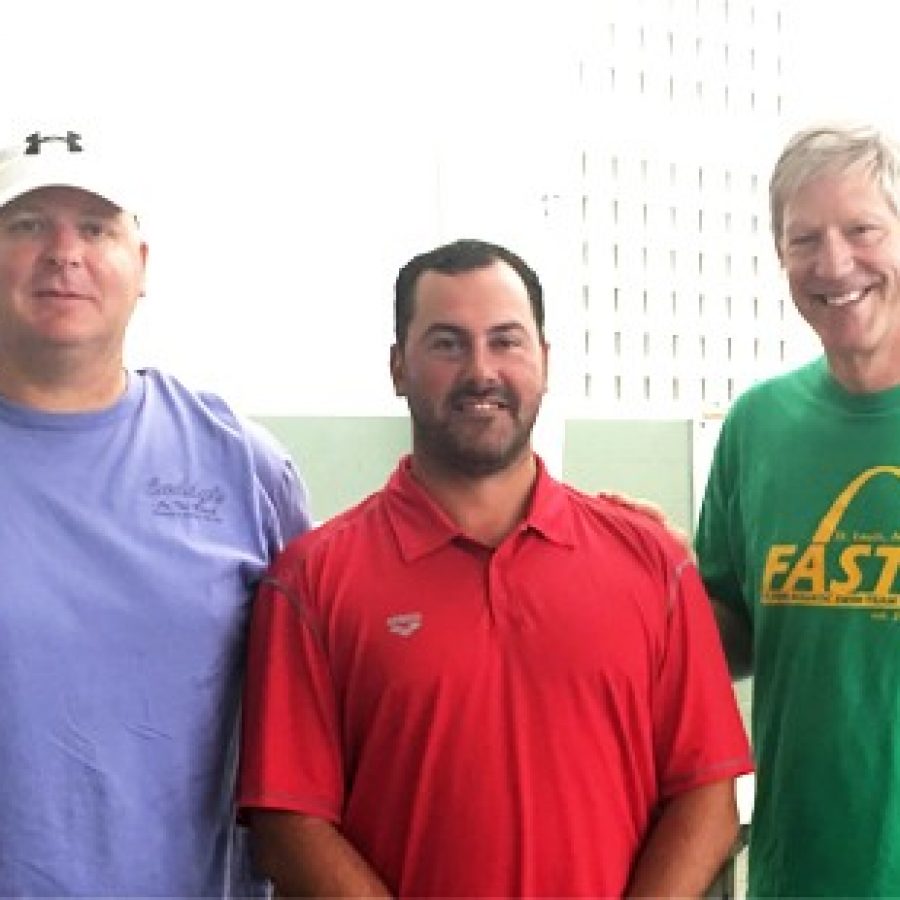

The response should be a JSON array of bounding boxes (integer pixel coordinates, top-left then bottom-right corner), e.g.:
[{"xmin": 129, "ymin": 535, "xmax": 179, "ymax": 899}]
[
  {"xmin": 775, "ymin": 237, "xmax": 785, "ymax": 268},
  {"xmin": 540, "ymin": 340, "xmax": 550, "ymax": 393},
  {"xmin": 138, "ymin": 241, "xmax": 149, "ymax": 297},
  {"xmin": 390, "ymin": 343, "xmax": 406, "ymax": 397}
]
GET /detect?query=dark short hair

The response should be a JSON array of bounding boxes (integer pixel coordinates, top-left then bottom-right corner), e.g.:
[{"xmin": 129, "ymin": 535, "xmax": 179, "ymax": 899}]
[{"xmin": 394, "ymin": 238, "xmax": 545, "ymax": 346}]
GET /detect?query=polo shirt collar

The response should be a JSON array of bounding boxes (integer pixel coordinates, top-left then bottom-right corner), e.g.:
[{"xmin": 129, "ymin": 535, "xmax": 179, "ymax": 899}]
[
  {"xmin": 384, "ymin": 454, "xmax": 576, "ymax": 562},
  {"xmin": 525, "ymin": 457, "xmax": 576, "ymax": 549}
]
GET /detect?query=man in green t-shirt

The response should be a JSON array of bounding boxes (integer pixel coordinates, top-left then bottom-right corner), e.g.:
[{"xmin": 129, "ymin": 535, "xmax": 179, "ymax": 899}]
[{"xmin": 696, "ymin": 124, "xmax": 900, "ymax": 896}]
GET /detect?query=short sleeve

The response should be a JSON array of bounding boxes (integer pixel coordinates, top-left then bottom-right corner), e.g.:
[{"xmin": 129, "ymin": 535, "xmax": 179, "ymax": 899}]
[
  {"xmin": 237, "ymin": 560, "xmax": 343, "ymax": 822},
  {"xmin": 244, "ymin": 419, "xmax": 313, "ymax": 549},
  {"xmin": 652, "ymin": 558, "xmax": 753, "ymax": 799}
]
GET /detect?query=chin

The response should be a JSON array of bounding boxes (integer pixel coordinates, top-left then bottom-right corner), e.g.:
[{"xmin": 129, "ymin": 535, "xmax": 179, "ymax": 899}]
[{"xmin": 453, "ymin": 443, "xmax": 532, "ymax": 476}]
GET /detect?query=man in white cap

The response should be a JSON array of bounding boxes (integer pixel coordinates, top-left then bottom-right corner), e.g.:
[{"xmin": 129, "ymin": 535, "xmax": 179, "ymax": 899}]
[{"xmin": 0, "ymin": 130, "xmax": 311, "ymax": 895}]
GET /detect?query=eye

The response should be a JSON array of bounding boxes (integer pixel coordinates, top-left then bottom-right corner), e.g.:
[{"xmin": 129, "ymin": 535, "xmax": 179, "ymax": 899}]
[
  {"xmin": 427, "ymin": 333, "xmax": 463, "ymax": 354},
  {"xmin": 79, "ymin": 220, "xmax": 108, "ymax": 239},
  {"xmin": 491, "ymin": 333, "xmax": 524, "ymax": 351},
  {"xmin": 4, "ymin": 215, "xmax": 44, "ymax": 235},
  {"xmin": 846, "ymin": 223, "xmax": 883, "ymax": 244}
]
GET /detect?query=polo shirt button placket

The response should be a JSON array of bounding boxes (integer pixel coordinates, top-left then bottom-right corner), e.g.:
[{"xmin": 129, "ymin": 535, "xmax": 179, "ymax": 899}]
[{"xmin": 487, "ymin": 545, "xmax": 524, "ymax": 630}]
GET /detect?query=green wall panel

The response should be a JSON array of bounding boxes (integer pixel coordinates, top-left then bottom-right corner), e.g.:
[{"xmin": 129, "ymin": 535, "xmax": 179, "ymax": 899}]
[
  {"xmin": 255, "ymin": 416, "xmax": 410, "ymax": 521},
  {"xmin": 562, "ymin": 419, "xmax": 693, "ymax": 533},
  {"xmin": 255, "ymin": 415, "xmax": 694, "ymax": 533}
]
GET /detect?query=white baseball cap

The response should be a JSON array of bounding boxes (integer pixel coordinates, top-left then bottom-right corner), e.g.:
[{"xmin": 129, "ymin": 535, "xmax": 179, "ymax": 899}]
[{"xmin": 0, "ymin": 130, "xmax": 140, "ymax": 214}]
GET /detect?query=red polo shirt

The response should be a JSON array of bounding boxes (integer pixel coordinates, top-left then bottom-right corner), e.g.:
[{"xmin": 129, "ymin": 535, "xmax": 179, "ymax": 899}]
[{"xmin": 238, "ymin": 456, "xmax": 751, "ymax": 897}]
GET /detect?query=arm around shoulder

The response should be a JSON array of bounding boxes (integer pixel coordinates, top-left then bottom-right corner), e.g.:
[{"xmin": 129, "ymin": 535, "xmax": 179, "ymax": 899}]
[{"xmin": 250, "ymin": 810, "xmax": 392, "ymax": 898}]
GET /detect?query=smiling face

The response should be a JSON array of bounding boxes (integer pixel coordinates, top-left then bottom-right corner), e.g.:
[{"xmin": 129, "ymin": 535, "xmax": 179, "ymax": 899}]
[
  {"xmin": 0, "ymin": 185, "xmax": 147, "ymax": 367},
  {"xmin": 779, "ymin": 168, "xmax": 900, "ymax": 390},
  {"xmin": 390, "ymin": 259, "xmax": 548, "ymax": 479}
]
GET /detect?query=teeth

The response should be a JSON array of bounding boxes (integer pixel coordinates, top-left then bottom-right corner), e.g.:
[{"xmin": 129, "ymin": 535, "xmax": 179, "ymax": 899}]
[
  {"xmin": 812, "ymin": 291, "xmax": 863, "ymax": 306},
  {"xmin": 457, "ymin": 399, "xmax": 503, "ymax": 412},
  {"xmin": 816, "ymin": 290, "xmax": 864, "ymax": 307},
  {"xmin": 827, "ymin": 291, "xmax": 861, "ymax": 306}
]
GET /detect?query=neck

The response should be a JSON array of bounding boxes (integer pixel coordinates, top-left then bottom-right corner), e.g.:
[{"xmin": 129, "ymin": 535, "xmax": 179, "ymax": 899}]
[
  {"xmin": 0, "ymin": 350, "xmax": 128, "ymax": 412},
  {"xmin": 410, "ymin": 451, "xmax": 539, "ymax": 547},
  {"xmin": 827, "ymin": 345, "xmax": 900, "ymax": 394}
]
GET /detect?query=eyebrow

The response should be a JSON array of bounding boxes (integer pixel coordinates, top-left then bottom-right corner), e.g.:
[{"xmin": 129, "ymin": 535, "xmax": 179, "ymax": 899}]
[
  {"xmin": 422, "ymin": 321, "xmax": 530, "ymax": 336},
  {"xmin": 785, "ymin": 215, "xmax": 888, "ymax": 235}
]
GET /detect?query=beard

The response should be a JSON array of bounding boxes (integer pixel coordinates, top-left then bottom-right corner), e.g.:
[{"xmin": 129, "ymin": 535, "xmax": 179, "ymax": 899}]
[{"xmin": 407, "ymin": 383, "xmax": 540, "ymax": 478}]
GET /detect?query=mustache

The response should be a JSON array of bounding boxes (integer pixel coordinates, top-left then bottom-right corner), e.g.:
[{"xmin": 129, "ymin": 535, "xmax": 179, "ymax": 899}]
[{"xmin": 447, "ymin": 382, "xmax": 517, "ymax": 408}]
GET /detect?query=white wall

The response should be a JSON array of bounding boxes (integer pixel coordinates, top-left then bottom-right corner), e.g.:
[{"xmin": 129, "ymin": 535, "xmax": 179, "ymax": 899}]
[
  {"xmin": 3, "ymin": 0, "xmax": 580, "ymax": 419},
  {"xmin": 4, "ymin": 0, "xmax": 899, "ymax": 424}
]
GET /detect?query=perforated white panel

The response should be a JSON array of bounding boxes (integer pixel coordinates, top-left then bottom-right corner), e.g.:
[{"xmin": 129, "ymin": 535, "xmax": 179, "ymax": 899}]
[{"xmin": 545, "ymin": 0, "xmax": 817, "ymax": 418}]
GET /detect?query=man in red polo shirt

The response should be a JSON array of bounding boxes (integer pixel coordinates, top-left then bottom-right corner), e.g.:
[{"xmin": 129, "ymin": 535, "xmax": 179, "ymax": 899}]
[{"xmin": 238, "ymin": 239, "xmax": 752, "ymax": 897}]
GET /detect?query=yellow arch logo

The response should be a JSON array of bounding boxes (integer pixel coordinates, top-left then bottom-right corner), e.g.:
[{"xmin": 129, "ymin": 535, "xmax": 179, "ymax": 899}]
[
  {"xmin": 762, "ymin": 466, "xmax": 900, "ymax": 609},
  {"xmin": 811, "ymin": 466, "xmax": 900, "ymax": 543}
]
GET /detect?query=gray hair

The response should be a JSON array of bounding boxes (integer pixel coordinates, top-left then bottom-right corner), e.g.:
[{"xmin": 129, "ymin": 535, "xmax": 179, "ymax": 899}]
[{"xmin": 769, "ymin": 124, "xmax": 900, "ymax": 247}]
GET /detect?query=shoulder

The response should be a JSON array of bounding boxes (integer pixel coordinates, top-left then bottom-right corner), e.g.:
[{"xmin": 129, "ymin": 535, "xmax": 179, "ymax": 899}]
[
  {"xmin": 559, "ymin": 482, "xmax": 693, "ymax": 575},
  {"xmin": 726, "ymin": 358, "xmax": 822, "ymax": 422},
  {"xmin": 136, "ymin": 369, "xmax": 310, "ymax": 535},
  {"xmin": 137, "ymin": 368, "xmax": 291, "ymax": 465},
  {"xmin": 136, "ymin": 368, "xmax": 240, "ymax": 429},
  {"xmin": 274, "ymin": 487, "xmax": 387, "ymax": 570},
  {"xmin": 554, "ymin": 484, "xmax": 705, "ymax": 627}
]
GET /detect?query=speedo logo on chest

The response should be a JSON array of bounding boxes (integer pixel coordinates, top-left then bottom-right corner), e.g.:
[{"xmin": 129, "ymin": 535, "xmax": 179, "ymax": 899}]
[
  {"xmin": 386, "ymin": 612, "xmax": 423, "ymax": 637},
  {"xmin": 145, "ymin": 477, "xmax": 225, "ymax": 522},
  {"xmin": 762, "ymin": 466, "xmax": 900, "ymax": 610}
]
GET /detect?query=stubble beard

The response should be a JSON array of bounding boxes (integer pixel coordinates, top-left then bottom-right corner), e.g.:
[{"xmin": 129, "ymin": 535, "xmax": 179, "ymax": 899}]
[{"xmin": 409, "ymin": 402, "xmax": 538, "ymax": 478}]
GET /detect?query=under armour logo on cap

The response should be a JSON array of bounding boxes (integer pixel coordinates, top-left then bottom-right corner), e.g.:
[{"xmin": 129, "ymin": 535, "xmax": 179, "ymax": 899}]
[
  {"xmin": 0, "ymin": 128, "xmax": 138, "ymax": 214},
  {"xmin": 24, "ymin": 131, "xmax": 83, "ymax": 155}
]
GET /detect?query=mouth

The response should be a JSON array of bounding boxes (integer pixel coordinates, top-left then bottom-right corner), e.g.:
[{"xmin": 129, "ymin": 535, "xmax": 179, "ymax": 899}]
[
  {"xmin": 456, "ymin": 399, "xmax": 507, "ymax": 410},
  {"xmin": 450, "ymin": 393, "xmax": 512, "ymax": 415},
  {"xmin": 33, "ymin": 288, "xmax": 92, "ymax": 305},
  {"xmin": 810, "ymin": 285, "xmax": 876, "ymax": 307}
]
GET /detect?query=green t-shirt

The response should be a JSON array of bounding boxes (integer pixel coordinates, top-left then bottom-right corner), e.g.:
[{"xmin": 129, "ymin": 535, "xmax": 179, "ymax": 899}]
[{"xmin": 697, "ymin": 357, "xmax": 900, "ymax": 897}]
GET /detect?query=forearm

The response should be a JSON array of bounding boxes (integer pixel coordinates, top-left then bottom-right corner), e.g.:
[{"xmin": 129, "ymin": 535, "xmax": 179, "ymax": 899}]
[
  {"xmin": 249, "ymin": 810, "xmax": 392, "ymax": 898},
  {"xmin": 711, "ymin": 599, "xmax": 753, "ymax": 679},
  {"xmin": 626, "ymin": 780, "xmax": 739, "ymax": 899}
]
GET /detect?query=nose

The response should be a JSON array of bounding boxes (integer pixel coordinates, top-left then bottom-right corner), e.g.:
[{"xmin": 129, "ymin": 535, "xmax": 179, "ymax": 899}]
[
  {"xmin": 464, "ymin": 340, "xmax": 501, "ymax": 384},
  {"xmin": 813, "ymin": 229, "xmax": 854, "ymax": 279},
  {"xmin": 40, "ymin": 223, "xmax": 83, "ymax": 269}
]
